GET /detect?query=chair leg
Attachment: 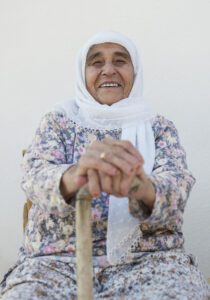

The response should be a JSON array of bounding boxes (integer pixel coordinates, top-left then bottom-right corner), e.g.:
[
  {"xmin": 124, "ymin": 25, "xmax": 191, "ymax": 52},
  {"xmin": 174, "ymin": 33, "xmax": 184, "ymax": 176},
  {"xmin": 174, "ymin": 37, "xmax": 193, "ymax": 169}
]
[{"xmin": 23, "ymin": 200, "xmax": 32, "ymax": 231}]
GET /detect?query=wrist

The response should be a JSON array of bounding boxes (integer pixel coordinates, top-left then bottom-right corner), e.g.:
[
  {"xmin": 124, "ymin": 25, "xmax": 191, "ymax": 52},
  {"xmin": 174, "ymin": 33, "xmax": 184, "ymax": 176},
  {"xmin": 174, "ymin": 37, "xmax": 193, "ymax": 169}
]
[
  {"xmin": 60, "ymin": 164, "xmax": 78, "ymax": 201},
  {"xmin": 133, "ymin": 177, "xmax": 156, "ymax": 211}
]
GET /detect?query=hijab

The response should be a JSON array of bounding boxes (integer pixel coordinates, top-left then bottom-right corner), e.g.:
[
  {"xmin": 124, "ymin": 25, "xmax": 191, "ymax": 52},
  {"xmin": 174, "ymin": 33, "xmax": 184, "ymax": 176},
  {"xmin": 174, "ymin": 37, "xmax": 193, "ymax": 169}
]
[{"xmin": 53, "ymin": 31, "xmax": 155, "ymax": 264}]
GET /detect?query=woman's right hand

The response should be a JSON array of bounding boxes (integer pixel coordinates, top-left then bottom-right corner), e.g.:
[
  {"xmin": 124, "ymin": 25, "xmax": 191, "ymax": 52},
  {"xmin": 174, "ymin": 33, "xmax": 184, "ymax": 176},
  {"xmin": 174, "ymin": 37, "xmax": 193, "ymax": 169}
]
[{"xmin": 60, "ymin": 138, "xmax": 143, "ymax": 200}]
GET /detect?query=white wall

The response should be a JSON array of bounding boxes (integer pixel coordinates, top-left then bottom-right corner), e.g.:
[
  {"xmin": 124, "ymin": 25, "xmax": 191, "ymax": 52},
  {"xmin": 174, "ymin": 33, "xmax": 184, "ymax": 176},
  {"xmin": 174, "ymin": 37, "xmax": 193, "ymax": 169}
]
[{"xmin": 0, "ymin": 0, "xmax": 209, "ymax": 280}]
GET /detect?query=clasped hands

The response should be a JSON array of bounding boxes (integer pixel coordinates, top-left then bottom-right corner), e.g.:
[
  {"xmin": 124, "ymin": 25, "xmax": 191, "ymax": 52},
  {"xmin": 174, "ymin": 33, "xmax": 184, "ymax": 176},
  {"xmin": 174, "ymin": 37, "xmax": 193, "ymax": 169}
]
[{"xmin": 60, "ymin": 138, "xmax": 155, "ymax": 210}]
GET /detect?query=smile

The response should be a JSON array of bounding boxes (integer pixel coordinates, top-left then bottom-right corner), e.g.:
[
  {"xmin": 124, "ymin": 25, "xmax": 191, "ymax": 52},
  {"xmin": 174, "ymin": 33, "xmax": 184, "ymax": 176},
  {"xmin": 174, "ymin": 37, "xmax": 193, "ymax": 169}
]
[{"xmin": 99, "ymin": 82, "xmax": 121, "ymax": 88}]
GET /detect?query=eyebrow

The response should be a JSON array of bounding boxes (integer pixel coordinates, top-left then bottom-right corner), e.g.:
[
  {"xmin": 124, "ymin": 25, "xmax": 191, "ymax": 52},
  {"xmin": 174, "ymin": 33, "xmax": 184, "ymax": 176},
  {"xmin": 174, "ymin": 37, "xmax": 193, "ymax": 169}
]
[{"xmin": 86, "ymin": 51, "xmax": 131, "ymax": 63}]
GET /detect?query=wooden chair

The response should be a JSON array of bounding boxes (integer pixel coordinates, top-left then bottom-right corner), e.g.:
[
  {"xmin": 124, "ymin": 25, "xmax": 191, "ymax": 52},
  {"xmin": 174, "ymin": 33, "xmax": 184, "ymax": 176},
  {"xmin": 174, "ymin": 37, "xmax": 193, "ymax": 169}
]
[
  {"xmin": 23, "ymin": 199, "xmax": 32, "ymax": 231},
  {"xmin": 22, "ymin": 150, "xmax": 32, "ymax": 231}
]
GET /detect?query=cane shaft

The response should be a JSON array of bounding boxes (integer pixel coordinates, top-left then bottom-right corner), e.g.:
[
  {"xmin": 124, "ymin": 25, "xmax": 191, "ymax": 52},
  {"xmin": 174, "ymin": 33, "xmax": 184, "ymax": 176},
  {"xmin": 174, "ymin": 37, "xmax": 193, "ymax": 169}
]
[
  {"xmin": 76, "ymin": 187, "xmax": 93, "ymax": 300},
  {"xmin": 75, "ymin": 176, "xmax": 141, "ymax": 299}
]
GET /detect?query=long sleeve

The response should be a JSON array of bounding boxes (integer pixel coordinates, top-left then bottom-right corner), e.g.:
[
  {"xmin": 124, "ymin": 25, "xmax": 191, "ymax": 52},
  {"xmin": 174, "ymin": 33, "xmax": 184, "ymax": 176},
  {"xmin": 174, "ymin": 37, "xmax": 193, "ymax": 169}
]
[
  {"xmin": 21, "ymin": 111, "xmax": 76, "ymax": 217},
  {"xmin": 129, "ymin": 115, "xmax": 195, "ymax": 235}
]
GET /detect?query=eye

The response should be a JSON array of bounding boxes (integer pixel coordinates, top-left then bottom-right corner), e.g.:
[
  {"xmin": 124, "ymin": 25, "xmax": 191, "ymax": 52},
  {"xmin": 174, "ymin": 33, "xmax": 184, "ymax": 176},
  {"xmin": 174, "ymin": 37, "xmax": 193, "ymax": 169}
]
[
  {"xmin": 114, "ymin": 59, "xmax": 126, "ymax": 66},
  {"xmin": 92, "ymin": 61, "xmax": 103, "ymax": 67}
]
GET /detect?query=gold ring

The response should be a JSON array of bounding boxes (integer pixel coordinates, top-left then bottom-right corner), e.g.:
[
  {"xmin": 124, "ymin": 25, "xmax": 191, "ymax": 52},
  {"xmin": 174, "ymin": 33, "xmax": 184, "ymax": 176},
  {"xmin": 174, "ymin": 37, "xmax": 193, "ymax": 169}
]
[{"xmin": 100, "ymin": 152, "xmax": 106, "ymax": 160}]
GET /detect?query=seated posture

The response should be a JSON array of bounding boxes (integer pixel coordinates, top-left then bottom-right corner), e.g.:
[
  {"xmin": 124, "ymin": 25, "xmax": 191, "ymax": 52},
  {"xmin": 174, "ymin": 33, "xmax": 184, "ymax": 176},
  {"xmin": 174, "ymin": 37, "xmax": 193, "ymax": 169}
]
[{"xmin": 0, "ymin": 31, "xmax": 209, "ymax": 300}]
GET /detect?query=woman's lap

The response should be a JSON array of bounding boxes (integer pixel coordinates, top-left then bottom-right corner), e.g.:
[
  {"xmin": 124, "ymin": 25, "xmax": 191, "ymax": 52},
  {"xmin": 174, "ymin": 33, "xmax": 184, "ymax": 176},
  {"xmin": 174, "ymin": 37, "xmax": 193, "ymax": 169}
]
[
  {"xmin": 97, "ymin": 251, "xmax": 209, "ymax": 299},
  {"xmin": 0, "ymin": 251, "xmax": 209, "ymax": 299},
  {"xmin": 0, "ymin": 257, "xmax": 77, "ymax": 300}
]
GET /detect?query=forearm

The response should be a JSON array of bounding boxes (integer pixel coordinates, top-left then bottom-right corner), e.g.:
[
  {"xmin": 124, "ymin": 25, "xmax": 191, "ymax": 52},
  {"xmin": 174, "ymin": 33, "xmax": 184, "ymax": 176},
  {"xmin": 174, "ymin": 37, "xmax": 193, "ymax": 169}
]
[
  {"xmin": 129, "ymin": 167, "xmax": 195, "ymax": 235},
  {"xmin": 22, "ymin": 158, "xmax": 73, "ymax": 217},
  {"xmin": 21, "ymin": 112, "xmax": 77, "ymax": 217},
  {"xmin": 128, "ymin": 115, "xmax": 196, "ymax": 233}
]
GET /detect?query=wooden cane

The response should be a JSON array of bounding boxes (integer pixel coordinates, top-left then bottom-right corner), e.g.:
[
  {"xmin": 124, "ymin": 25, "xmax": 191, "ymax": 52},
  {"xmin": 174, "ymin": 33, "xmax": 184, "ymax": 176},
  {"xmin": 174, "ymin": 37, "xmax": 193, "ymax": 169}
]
[
  {"xmin": 76, "ymin": 185, "xmax": 93, "ymax": 300},
  {"xmin": 75, "ymin": 176, "xmax": 141, "ymax": 300}
]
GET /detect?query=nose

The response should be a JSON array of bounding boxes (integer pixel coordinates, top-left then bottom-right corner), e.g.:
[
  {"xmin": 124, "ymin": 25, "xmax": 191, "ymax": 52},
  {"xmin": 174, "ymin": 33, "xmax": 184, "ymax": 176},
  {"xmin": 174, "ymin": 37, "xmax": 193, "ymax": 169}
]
[{"xmin": 101, "ymin": 62, "xmax": 116, "ymax": 76}]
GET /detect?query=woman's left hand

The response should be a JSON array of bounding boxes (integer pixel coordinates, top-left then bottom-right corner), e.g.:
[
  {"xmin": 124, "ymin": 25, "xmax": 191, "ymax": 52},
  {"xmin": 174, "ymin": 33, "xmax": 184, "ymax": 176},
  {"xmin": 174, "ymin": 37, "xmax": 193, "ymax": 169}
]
[{"xmin": 88, "ymin": 166, "xmax": 155, "ymax": 211}]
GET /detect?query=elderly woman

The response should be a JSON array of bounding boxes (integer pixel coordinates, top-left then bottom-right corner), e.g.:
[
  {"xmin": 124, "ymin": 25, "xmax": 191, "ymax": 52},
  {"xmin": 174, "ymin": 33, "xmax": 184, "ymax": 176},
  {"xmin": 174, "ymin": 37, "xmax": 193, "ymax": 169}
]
[{"xmin": 0, "ymin": 32, "xmax": 209, "ymax": 300}]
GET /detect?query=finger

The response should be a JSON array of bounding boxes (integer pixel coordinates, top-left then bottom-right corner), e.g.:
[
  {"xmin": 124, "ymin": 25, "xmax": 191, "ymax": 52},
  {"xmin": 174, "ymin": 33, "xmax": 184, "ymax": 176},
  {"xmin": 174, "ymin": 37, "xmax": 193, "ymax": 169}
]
[
  {"xmin": 112, "ymin": 172, "xmax": 122, "ymax": 196},
  {"xmin": 77, "ymin": 155, "xmax": 119, "ymax": 177},
  {"xmin": 87, "ymin": 169, "xmax": 101, "ymax": 198},
  {"xmin": 120, "ymin": 172, "xmax": 136, "ymax": 196},
  {"xmin": 88, "ymin": 139, "xmax": 143, "ymax": 164},
  {"xmin": 101, "ymin": 151, "xmax": 133, "ymax": 175},
  {"xmin": 135, "ymin": 166, "xmax": 147, "ymax": 182},
  {"xmin": 99, "ymin": 171, "xmax": 113, "ymax": 194},
  {"xmin": 81, "ymin": 140, "xmax": 142, "ymax": 177},
  {"xmin": 102, "ymin": 146, "xmax": 142, "ymax": 173},
  {"xmin": 74, "ymin": 175, "xmax": 88, "ymax": 188},
  {"xmin": 103, "ymin": 138, "xmax": 144, "ymax": 163}
]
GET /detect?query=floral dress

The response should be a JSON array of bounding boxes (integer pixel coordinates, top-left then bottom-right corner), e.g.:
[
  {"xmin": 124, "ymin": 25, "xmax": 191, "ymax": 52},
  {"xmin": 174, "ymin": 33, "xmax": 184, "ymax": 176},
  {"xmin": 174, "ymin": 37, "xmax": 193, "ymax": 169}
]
[{"xmin": 0, "ymin": 112, "xmax": 209, "ymax": 300}]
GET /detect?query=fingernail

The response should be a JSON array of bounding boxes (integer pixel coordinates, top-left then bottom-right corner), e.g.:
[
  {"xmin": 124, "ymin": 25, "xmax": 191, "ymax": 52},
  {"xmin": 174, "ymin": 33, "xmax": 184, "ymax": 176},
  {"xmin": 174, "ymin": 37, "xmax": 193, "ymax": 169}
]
[
  {"xmin": 128, "ymin": 167, "xmax": 133, "ymax": 174},
  {"xmin": 93, "ymin": 193, "xmax": 99, "ymax": 198},
  {"xmin": 112, "ymin": 169, "xmax": 119, "ymax": 175}
]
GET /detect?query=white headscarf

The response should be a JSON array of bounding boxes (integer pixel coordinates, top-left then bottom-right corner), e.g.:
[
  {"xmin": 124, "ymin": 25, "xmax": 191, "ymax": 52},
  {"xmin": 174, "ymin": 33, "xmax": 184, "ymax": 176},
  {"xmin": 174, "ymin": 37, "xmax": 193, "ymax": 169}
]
[{"xmin": 53, "ymin": 31, "xmax": 155, "ymax": 264}]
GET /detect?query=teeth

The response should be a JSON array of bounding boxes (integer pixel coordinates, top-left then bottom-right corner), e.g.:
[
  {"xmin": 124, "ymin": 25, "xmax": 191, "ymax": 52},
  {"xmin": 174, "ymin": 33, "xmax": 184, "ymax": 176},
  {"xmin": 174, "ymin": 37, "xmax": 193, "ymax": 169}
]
[{"xmin": 100, "ymin": 83, "xmax": 120, "ymax": 88}]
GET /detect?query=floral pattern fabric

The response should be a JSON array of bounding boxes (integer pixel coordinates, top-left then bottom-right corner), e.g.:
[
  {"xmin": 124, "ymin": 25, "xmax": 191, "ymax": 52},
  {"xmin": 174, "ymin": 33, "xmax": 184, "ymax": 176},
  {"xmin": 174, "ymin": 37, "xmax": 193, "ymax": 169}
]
[
  {"xmin": 0, "ymin": 251, "xmax": 209, "ymax": 299},
  {"xmin": 0, "ymin": 111, "xmax": 209, "ymax": 299}
]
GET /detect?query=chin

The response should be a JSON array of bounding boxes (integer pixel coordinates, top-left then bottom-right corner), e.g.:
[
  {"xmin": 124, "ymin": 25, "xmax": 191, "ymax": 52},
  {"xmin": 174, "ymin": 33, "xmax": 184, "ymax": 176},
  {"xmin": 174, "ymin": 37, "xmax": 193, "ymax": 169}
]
[{"xmin": 98, "ymin": 97, "xmax": 123, "ymax": 106}]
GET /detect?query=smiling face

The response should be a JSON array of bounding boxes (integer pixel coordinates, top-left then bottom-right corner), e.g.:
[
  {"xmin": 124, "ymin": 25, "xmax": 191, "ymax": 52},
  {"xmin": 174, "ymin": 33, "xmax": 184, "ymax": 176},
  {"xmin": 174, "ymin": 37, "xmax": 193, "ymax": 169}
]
[{"xmin": 85, "ymin": 43, "xmax": 134, "ymax": 105}]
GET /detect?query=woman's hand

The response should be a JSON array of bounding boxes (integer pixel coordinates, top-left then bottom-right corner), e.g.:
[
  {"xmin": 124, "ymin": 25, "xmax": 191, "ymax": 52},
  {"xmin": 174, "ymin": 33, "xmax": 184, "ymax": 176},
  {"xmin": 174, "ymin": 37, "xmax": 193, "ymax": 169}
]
[
  {"xmin": 91, "ymin": 169, "xmax": 136, "ymax": 198},
  {"xmin": 91, "ymin": 166, "xmax": 155, "ymax": 211},
  {"xmin": 60, "ymin": 138, "xmax": 143, "ymax": 200}
]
